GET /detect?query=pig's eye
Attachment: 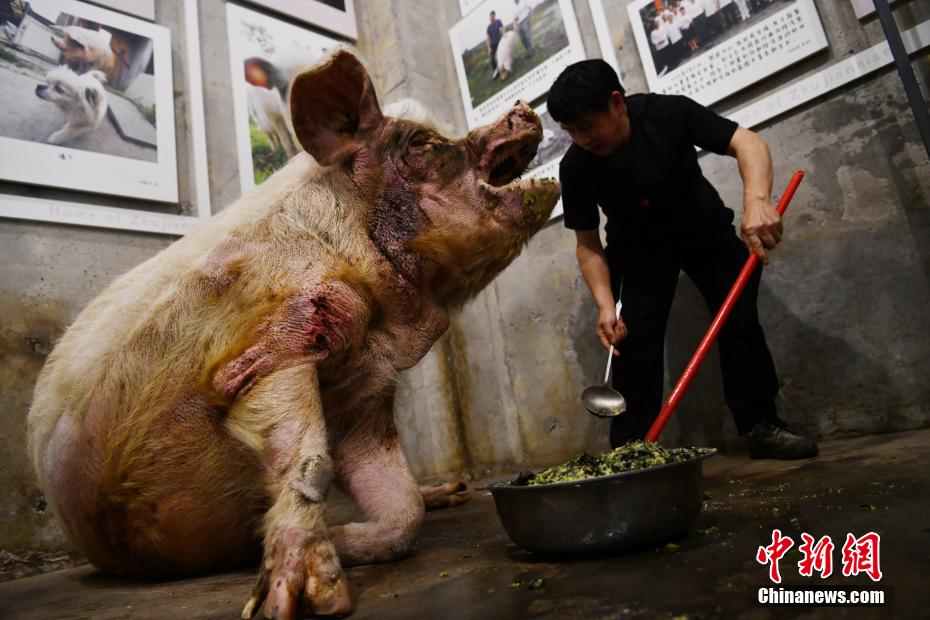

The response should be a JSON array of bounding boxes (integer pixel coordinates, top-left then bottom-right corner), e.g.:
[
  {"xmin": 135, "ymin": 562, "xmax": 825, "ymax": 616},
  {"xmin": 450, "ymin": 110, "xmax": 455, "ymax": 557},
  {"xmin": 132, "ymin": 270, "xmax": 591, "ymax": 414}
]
[{"xmin": 408, "ymin": 133, "xmax": 433, "ymax": 150}]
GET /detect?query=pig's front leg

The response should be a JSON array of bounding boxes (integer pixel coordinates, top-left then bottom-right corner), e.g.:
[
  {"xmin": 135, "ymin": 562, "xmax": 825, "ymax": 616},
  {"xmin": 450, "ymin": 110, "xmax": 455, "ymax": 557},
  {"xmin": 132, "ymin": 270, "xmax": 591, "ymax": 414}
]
[
  {"xmin": 235, "ymin": 364, "xmax": 352, "ymax": 619},
  {"xmin": 329, "ymin": 397, "xmax": 425, "ymax": 566}
]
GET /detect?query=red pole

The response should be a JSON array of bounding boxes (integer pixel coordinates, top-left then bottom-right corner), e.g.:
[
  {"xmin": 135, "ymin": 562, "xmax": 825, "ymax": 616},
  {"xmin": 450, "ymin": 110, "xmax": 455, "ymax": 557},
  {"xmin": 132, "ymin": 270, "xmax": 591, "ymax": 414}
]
[{"xmin": 644, "ymin": 171, "xmax": 805, "ymax": 442}]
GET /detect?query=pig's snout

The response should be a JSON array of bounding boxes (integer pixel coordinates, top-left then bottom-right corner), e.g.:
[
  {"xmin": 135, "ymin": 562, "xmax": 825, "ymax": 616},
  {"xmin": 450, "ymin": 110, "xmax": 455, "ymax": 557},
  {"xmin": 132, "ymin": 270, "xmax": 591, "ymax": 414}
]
[{"xmin": 475, "ymin": 102, "xmax": 543, "ymax": 188}]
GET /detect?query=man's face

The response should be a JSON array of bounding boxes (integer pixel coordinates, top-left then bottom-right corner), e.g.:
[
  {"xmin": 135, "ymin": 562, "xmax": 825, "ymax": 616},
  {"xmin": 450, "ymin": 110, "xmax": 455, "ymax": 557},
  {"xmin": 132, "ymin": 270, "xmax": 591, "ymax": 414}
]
[
  {"xmin": 490, "ymin": 13, "xmax": 495, "ymax": 23},
  {"xmin": 558, "ymin": 91, "xmax": 630, "ymax": 157}
]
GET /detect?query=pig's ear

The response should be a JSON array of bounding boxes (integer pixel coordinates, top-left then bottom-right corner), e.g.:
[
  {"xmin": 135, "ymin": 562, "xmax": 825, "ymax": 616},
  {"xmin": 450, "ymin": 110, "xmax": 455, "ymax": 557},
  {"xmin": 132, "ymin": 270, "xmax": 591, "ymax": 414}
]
[{"xmin": 290, "ymin": 50, "xmax": 384, "ymax": 166}]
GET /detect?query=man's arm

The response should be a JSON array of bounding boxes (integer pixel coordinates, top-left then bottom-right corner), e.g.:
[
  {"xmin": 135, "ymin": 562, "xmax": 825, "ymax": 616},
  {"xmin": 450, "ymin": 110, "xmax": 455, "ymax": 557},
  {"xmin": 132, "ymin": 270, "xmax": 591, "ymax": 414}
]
[
  {"xmin": 727, "ymin": 125, "xmax": 782, "ymax": 264},
  {"xmin": 576, "ymin": 230, "xmax": 627, "ymax": 354}
]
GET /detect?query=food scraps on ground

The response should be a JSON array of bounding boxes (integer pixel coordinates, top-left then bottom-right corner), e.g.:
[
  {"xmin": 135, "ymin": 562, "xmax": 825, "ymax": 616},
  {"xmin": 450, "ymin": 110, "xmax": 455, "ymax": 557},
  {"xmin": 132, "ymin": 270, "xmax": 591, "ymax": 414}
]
[{"xmin": 505, "ymin": 441, "xmax": 715, "ymax": 487}]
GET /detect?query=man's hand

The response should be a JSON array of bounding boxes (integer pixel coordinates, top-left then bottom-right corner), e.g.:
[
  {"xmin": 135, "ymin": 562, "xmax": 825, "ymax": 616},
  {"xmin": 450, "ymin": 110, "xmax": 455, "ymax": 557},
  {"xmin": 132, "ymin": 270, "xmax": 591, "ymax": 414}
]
[
  {"xmin": 597, "ymin": 306, "xmax": 627, "ymax": 355},
  {"xmin": 741, "ymin": 194, "xmax": 782, "ymax": 265},
  {"xmin": 728, "ymin": 126, "xmax": 779, "ymax": 264}
]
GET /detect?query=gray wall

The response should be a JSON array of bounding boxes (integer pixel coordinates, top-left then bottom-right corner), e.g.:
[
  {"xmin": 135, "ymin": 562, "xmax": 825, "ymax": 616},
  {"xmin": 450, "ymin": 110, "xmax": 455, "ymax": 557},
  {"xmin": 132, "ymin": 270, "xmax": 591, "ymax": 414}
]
[{"xmin": 2, "ymin": 0, "xmax": 929, "ymax": 555}]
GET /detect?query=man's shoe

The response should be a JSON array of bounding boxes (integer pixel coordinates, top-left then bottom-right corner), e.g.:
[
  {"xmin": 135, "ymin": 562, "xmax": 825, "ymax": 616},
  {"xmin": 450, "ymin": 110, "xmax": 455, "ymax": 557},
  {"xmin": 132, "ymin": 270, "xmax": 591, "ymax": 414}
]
[{"xmin": 749, "ymin": 420, "xmax": 818, "ymax": 460}]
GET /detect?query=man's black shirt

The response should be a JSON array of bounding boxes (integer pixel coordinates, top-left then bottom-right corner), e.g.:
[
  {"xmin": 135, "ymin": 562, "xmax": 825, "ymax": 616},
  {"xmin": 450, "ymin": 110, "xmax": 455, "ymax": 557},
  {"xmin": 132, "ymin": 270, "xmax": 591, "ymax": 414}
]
[
  {"xmin": 560, "ymin": 93, "xmax": 738, "ymax": 259},
  {"xmin": 487, "ymin": 19, "xmax": 504, "ymax": 46}
]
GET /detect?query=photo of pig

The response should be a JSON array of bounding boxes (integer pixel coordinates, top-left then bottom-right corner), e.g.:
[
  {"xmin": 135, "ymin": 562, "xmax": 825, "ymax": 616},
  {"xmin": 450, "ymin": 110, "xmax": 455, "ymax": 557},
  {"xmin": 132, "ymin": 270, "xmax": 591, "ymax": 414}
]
[
  {"xmin": 449, "ymin": 0, "xmax": 584, "ymax": 128},
  {"xmin": 34, "ymin": 64, "xmax": 108, "ymax": 144},
  {"xmin": 227, "ymin": 3, "xmax": 339, "ymax": 190},
  {"xmin": 453, "ymin": 0, "xmax": 569, "ymax": 107},
  {"xmin": 27, "ymin": 49, "xmax": 561, "ymax": 617}
]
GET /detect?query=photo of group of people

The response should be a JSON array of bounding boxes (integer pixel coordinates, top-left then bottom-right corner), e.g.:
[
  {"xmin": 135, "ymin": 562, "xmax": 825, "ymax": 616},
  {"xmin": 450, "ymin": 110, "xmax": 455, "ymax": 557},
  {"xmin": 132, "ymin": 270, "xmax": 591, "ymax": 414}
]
[{"xmin": 640, "ymin": 0, "xmax": 782, "ymax": 76}]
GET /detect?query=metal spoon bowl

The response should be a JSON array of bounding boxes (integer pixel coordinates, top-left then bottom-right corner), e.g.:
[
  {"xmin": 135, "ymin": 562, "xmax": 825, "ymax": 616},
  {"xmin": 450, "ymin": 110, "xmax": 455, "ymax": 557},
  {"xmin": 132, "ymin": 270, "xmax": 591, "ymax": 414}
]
[{"xmin": 582, "ymin": 299, "xmax": 627, "ymax": 418}]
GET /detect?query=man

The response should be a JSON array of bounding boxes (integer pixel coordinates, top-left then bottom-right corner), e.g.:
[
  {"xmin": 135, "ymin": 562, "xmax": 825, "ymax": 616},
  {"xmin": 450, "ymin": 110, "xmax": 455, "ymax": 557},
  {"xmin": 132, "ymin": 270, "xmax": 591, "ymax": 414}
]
[
  {"xmin": 663, "ymin": 11, "xmax": 684, "ymax": 71},
  {"xmin": 649, "ymin": 16, "xmax": 670, "ymax": 75},
  {"xmin": 513, "ymin": 0, "xmax": 534, "ymax": 57},
  {"xmin": 548, "ymin": 59, "xmax": 818, "ymax": 459},
  {"xmin": 485, "ymin": 10, "xmax": 504, "ymax": 76}
]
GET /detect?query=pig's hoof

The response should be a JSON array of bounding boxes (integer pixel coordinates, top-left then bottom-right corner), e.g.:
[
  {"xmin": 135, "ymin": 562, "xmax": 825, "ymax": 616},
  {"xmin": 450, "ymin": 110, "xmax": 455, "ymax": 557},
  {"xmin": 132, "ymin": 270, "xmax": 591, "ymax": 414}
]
[
  {"xmin": 420, "ymin": 481, "xmax": 472, "ymax": 511},
  {"xmin": 241, "ymin": 527, "xmax": 353, "ymax": 619}
]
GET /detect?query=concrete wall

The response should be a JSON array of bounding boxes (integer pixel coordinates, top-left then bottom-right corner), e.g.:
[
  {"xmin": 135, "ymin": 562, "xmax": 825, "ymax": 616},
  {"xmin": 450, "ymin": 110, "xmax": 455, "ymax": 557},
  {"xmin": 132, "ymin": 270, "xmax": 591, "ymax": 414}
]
[{"xmin": 2, "ymin": 0, "xmax": 929, "ymax": 555}]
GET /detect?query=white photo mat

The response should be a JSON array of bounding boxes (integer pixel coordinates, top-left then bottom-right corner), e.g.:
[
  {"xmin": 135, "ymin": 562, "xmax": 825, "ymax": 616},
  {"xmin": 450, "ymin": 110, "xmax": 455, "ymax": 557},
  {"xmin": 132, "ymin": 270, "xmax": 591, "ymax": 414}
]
[
  {"xmin": 850, "ymin": 0, "xmax": 904, "ymax": 20},
  {"xmin": 524, "ymin": 102, "xmax": 572, "ymax": 220},
  {"xmin": 84, "ymin": 0, "xmax": 155, "ymax": 20},
  {"xmin": 227, "ymin": 3, "xmax": 342, "ymax": 197},
  {"xmin": 627, "ymin": 0, "xmax": 828, "ymax": 107},
  {"xmin": 726, "ymin": 19, "xmax": 930, "ymax": 130},
  {"xmin": 240, "ymin": 0, "xmax": 357, "ymax": 40},
  {"xmin": 449, "ymin": 0, "xmax": 586, "ymax": 129},
  {"xmin": 587, "ymin": 0, "xmax": 623, "ymax": 82},
  {"xmin": 0, "ymin": 0, "xmax": 211, "ymax": 235},
  {"xmin": 0, "ymin": 0, "xmax": 178, "ymax": 202},
  {"xmin": 458, "ymin": 0, "xmax": 485, "ymax": 17}
]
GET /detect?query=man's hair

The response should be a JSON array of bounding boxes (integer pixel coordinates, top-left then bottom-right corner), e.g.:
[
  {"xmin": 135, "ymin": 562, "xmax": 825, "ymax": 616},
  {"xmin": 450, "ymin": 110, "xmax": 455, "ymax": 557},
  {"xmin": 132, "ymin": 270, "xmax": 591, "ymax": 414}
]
[
  {"xmin": 547, "ymin": 59, "xmax": 625, "ymax": 124},
  {"xmin": 490, "ymin": 10, "xmax": 495, "ymax": 15}
]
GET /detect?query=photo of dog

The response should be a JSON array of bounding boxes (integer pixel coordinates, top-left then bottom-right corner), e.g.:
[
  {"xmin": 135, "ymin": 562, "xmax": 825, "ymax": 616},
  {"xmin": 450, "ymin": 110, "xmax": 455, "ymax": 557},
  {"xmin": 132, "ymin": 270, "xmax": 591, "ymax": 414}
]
[
  {"xmin": 34, "ymin": 65, "xmax": 108, "ymax": 144},
  {"xmin": 0, "ymin": 0, "xmax": 158, "ymax": 160},
  {"xmin": 0, "ymin": 0, "xmax": 178, "ymax": 204}
]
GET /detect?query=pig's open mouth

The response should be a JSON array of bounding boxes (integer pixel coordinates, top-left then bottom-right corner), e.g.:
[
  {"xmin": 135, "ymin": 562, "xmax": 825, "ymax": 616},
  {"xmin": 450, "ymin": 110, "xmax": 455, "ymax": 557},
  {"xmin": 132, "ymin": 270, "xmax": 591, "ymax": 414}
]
[{"xmin": 485, "ymin": 138, "xmax": 539, "ymax": 187}]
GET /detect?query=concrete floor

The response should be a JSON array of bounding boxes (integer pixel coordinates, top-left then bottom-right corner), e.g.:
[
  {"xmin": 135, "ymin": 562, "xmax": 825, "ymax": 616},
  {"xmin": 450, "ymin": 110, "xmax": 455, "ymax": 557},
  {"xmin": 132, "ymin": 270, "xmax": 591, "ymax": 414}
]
[{"xmin": 1, "ymin": 429, "xmax": 927, "ymax": 619}]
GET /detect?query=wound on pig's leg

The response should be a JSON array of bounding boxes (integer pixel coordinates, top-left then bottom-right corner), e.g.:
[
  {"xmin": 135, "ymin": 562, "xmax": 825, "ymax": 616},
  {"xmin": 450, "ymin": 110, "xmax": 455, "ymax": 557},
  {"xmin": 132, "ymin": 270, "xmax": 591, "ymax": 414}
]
[{"xmin": 292, "ymin": 454, "xmax": 334, "ymax": 504}]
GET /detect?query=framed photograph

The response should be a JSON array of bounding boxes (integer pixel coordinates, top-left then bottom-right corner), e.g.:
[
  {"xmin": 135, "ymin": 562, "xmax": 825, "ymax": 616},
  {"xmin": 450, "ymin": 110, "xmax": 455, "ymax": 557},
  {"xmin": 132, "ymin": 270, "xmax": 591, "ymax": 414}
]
[
  {"xmin": 227, "ymin": 2, "xmax": 341, "ymax": 196},
  {"xmin": 524, "ymin": 102, "xmax": 572, "ymax": 220},
  {"xmin": 0, "ymin": 0, "xmax": 211, "ymax": 234},
  {"xmin": 458, "ymin": 0, "xmax": 484, "ymax": 16},
  {"xmin": 449, "ymin": 0, "xmax": 585, "ymax": 129},
  {"xmin": 82, "ymin": 0, "xmax": 154, "ymax": 20},
  {"xmin": 627, "ymin": 0, "xmax": 828, "ymax": 107},
  {"xmin": 849, "ymin": 0, "xmax": 904, "ymax": 19},
  {"xmin": 240, "ymin": 0, "xmax": 357, "ymax": 40},
  {"xmin": 0, "ymin": 0, "xmax": 177, "ymax": 202},
  {"xmin": 587, "ymin": 0, "xmax": 626, "ymax": 79}
]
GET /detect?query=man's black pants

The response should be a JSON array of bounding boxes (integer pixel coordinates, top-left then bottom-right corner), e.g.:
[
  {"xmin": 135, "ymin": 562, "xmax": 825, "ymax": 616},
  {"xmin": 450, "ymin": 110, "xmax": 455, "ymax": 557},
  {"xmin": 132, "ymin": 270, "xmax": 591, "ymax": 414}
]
[{"xmin": 607, "ymin": 227, "xmax": 780, "ymax": 448}]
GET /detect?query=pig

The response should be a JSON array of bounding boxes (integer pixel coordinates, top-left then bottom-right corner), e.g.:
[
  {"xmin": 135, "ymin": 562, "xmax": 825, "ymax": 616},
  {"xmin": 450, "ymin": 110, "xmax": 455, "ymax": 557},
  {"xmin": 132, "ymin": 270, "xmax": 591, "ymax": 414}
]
[
  {"xmin": 495, "ymin": 29, "xmax": 518, "ymax": 81},
  {"xmin": 27, "ymin": 50, "xmax": 559, "ymax": 618}
]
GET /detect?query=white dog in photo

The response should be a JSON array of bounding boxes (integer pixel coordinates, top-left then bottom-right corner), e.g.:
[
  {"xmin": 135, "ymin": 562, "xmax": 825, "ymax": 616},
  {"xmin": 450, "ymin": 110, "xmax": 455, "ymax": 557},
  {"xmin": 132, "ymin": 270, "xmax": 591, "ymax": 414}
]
[
  {"xmin": 495, "ymin": 29, "xmax": 518, "ymax": 80},
  {"xmin": 35, "ymin": 66, "xmax": 109, "ymax": 145}
]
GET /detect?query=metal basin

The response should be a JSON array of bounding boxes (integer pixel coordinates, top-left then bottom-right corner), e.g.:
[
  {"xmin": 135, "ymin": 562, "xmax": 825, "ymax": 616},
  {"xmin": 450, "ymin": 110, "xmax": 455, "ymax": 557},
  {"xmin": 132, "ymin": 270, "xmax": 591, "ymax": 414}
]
[{"xmin": 489, "ymin": 454, "xmax": 713, "ymax": 555}]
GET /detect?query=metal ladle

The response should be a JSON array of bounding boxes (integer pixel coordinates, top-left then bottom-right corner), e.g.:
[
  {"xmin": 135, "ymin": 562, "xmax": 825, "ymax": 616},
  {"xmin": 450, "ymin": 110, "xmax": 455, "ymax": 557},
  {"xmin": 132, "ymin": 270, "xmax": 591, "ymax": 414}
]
[{"xmin": 581, "ymin": 299, "xmax": 627, "ymax": 418}]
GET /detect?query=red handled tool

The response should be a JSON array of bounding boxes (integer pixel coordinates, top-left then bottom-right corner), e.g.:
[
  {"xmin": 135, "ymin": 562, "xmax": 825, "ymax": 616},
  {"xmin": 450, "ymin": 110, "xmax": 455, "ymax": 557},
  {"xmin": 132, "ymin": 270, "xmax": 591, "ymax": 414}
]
[{"xmin": 644, "ymin": 171, "xmax": 805, "ymax": 442}]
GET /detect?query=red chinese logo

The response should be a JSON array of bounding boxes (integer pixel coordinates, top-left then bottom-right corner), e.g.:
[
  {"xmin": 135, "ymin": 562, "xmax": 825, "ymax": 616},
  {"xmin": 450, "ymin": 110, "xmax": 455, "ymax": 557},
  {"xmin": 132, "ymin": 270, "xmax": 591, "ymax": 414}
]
[
  {"xmin": 841, "ymin": 532, "xmax": 882, "ymax": 582},
  {"xmin": 797, "ymin": 534, "xmax": 834, "ymax": 578},
  {"xmin": 756, "ymin": 529, "xmax": 794, "ymax": 583},
  {"xmin": 757, "ymin": 530, "xmax": 882, "ymax": 583}
]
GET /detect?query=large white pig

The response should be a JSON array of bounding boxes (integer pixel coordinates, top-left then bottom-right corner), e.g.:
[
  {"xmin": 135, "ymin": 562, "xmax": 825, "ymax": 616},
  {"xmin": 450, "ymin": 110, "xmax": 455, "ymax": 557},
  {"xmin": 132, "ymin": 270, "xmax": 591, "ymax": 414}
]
[{"xmin": 27, "ymin": 50, "xmax": 559, "ymax": 618}]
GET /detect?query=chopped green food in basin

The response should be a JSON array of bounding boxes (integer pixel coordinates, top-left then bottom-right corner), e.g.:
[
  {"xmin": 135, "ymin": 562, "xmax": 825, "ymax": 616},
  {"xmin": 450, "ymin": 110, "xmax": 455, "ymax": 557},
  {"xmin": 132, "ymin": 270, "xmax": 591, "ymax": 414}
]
[{"xmin": 507, "ymin": 441, "xmax": 715, "ymax": 486}]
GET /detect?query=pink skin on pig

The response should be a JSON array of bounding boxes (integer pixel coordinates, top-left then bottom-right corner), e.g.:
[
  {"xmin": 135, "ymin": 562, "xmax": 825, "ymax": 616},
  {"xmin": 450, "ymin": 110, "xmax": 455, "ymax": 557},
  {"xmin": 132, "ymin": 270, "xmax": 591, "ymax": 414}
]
[{"xmin": 29, "ymin": 50, "xmax": 560, "ymax": 619}]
